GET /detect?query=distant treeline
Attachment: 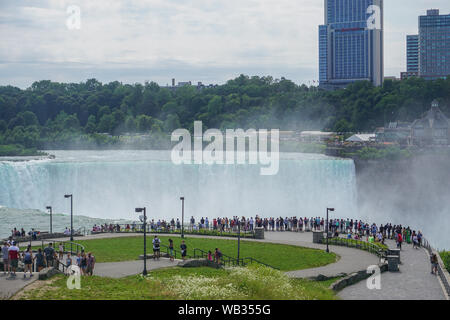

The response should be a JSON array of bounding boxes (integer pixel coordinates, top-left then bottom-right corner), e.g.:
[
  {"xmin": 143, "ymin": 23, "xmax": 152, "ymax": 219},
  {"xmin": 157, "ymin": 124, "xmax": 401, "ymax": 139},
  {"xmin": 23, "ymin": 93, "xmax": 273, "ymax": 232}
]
[{"xmin": 1, "ymin": 75, "xmax": 450, "ymax": 150}]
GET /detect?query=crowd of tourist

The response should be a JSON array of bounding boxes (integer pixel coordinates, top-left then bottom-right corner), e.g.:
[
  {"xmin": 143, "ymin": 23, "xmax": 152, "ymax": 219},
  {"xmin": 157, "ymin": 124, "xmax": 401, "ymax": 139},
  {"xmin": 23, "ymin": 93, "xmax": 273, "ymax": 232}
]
[
  {"xmin": 94, "ymin": 216, "xmax": 424, "ymax": 249},
  {"xmin": 1, "ymin": 240, "xmax": 95, "ymax": 279},
  {"xmin": 3, "ymin": 215, "xmax": 437, "ymax": 278}
]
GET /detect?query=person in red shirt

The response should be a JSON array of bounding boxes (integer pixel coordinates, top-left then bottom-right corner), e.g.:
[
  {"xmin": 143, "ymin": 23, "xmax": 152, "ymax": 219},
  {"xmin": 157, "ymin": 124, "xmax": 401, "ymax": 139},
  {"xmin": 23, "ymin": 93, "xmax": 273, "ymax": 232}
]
[
  {"xmin": 8, "ymin": 242, "xmax": 20, "ymax": 277},
  {"xmin": 397, "ymin": 232, "xmax": 403, "ymax": 250}
]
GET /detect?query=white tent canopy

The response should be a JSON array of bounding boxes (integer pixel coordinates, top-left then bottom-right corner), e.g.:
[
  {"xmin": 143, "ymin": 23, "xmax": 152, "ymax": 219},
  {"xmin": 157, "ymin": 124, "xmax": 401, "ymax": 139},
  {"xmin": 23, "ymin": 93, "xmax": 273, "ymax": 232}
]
[{"xmin": 346, "ymin": 134, "xmax": 376, "ymax": 142}]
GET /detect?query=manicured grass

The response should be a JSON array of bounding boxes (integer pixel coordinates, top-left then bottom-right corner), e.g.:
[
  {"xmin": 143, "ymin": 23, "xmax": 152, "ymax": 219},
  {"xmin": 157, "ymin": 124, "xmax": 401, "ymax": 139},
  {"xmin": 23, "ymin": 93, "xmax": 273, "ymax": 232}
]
[
  {"xmin": 440, "ymin": 251, "xmax": 450, "ymax": 272},
  {"xmin": 73, "ymin": 236, "xmax": 336, "ymax": 271},
  {"xmin": 16, "ymin": 266, "xmax": 339, "ymax": 300}
]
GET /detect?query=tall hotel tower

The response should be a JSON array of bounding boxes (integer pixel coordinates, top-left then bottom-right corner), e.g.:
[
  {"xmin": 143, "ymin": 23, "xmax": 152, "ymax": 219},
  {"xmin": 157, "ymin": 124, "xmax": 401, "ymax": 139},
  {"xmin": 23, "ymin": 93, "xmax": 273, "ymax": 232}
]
[{"xmin": 319, "ymin": 0, "xmax": 384, "ymax": 90}]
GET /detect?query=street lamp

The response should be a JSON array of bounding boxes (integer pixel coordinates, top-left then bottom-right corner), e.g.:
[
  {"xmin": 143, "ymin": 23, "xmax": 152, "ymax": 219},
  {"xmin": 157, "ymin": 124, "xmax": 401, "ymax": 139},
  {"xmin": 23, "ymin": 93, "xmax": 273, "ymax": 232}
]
[
  {"xmin": 326, "ymin": 208, "xmax": 335, "ymax": 253},
  {"xmin": 64, "ymin": 194, "xmax": 73, "ymax": 240},
  {"xmin": 136, "ymin": 207, "xmax": 147, "ymax": 276},
  {"xmin": 46, "ymin": 206, "xmax": 53, "ymax": 234},
  {"xmin": 237, "ymin": 217, "xmax": 241, "ymax": 266},
  {"xmin": 180, "ymin": 197, "xmax": 185, "ymax": 239}
]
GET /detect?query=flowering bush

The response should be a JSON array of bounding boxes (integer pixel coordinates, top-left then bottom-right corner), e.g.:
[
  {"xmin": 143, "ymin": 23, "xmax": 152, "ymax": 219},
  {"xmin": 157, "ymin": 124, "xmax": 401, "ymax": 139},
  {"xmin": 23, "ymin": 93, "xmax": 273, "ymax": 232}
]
[{"xmin": 162, "ymin": 266, "xmax": 309, "ymax": 300}]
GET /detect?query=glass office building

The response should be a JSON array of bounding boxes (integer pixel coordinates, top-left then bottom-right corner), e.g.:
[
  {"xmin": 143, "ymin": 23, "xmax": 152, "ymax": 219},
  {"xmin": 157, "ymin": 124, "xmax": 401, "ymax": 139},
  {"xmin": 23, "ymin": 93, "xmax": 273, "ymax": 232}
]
[
  {"xmin": 406, "ymin": 35, "xmax": 419, "ymax": 73},
  {"xmin": 419, "ymin": 9, "xmax": 450, "ymax": 80},
  {"xmin": 319, "ymin": 0, "xmax": 384, "ymax": 90}
]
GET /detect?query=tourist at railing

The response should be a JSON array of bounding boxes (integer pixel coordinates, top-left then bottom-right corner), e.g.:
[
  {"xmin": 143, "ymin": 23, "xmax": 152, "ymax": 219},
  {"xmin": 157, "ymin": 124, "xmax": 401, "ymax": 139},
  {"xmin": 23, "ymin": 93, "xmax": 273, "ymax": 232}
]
[{"xmin": 86, "ymin": 215, "xmax": 426, "ymax": 252}]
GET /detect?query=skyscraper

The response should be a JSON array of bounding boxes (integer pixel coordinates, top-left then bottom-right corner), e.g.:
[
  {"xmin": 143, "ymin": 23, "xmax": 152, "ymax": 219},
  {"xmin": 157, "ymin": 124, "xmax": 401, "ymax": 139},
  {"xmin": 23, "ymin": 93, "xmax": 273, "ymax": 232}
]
[
  {"xmin": 418, "ymin": 9, "xmax": 450, "ymax": 80},
  {"xmin": 319, "ymin": 0, "xmax": 384, "ymax": 90},
  {"xmin": 406, "ymin": 35, "xmax": 419, "ymax": 73}
]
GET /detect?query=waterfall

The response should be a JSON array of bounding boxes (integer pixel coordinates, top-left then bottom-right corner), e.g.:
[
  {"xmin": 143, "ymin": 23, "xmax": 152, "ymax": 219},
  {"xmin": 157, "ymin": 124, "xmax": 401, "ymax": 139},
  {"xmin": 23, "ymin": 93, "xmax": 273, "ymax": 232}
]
[{"xmin": 0, "ymin": 151, "xmax": 358, "ymax": 222}]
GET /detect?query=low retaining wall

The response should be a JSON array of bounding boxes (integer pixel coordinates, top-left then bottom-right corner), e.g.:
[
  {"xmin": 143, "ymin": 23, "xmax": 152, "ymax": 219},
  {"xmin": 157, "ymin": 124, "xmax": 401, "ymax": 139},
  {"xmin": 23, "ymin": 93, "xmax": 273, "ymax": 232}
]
[
  {"xmin": 178, "ymin": 259, "xmax": 222, "ymax": 269},
  {"xmin": 3, "ymin": 232, "xmax": 82, "ymax": 244},
  {"xmin": 38, "ymin": 267, "xmax": 62, "ymax": 280},
  {"xmin": 329, "ymin": 263, "xmax": 388, "ymax": 292}
]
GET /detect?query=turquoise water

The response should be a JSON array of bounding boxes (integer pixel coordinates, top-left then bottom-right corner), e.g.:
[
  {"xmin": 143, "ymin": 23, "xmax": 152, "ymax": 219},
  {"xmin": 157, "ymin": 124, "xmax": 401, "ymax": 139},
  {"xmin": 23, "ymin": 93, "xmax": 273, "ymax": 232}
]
[{"xmin": 0, "ymin": 207, "xmax": 131, "ymax": 239}]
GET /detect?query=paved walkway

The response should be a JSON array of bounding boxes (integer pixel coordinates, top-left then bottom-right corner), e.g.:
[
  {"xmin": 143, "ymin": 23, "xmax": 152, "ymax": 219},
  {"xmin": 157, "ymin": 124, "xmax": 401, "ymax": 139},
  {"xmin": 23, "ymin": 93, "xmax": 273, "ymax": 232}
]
[
  {"xmin": 338, "ymin": 240, "xmax": 446, "ymax": 300},
  {"xmin": 6, "ymin": 231, "xmax": 447, "ymax": 300},
  {"xmin": 0, "ymin": 272, "xmax": 38, "ymax": 300},
  {"xmin": 262, "ymin": 232, "xmax": 380, "ymax": 278}
]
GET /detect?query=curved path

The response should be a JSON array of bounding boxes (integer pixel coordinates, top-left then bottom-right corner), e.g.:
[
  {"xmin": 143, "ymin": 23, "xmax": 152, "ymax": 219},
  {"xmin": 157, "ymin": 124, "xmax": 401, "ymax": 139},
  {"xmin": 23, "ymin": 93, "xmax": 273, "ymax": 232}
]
[
  {"xmin": 338, "ymin": 239, "xmax": 446, "ymax": 300},
  {"xmin": 23, "ymin": 231, "xmax": 380, "ymax": 279}
]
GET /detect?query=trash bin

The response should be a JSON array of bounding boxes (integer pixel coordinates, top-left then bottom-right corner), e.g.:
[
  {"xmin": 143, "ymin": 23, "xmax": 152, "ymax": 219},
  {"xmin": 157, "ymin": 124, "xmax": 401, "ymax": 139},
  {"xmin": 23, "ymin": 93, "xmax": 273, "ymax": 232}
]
[
  {"xmin": 387, "ymin": 255, "xmax": 399, "ymax": 272},
  {"xmin": 313, "ymin": 231, "xmax": 324, "ymax": 244}
]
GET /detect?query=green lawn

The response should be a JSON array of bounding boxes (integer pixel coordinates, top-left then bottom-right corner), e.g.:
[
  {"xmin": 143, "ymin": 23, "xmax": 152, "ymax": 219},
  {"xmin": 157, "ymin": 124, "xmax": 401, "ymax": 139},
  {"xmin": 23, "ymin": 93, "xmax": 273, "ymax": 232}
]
[
  {"xmin": 72, "ymin": 236, "xmax": 336, "ymax": 271},
  {"xmin": 16, "ymin": 266, "xmax": 339, "ymax": 300},
  {"xmin": 440, "ymin": 251, "xmax": 449, "ymax": 272}
]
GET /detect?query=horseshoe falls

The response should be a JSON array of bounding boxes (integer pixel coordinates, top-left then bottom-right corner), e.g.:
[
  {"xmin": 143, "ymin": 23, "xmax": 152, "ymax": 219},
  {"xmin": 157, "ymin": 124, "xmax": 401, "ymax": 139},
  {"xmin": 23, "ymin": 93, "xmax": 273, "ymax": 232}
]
[{"xmin": 0, "ymin": 150, "xmax": 357, "ymax": 223}]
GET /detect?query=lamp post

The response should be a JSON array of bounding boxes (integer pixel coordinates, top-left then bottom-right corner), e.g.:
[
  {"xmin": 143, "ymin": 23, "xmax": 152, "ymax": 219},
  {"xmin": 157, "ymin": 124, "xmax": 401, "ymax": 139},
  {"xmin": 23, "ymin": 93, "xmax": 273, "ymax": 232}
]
[
  {"xmin": 180, "ymin": 197, "xmax": 185, "ymax": 239},
  {"xmin": 136, "ymin": 207, "xmax": 147, "ymax": 276},
  {"xmin": 46, "ymin": 206, "xmax": 53, "ymax": 234},
  {"xmin": 237, "ymin": 217, "xmax": 241, "ymax": 266},
  {"xmin": 326, "ymin": 208, "xmax": 335, "ymax": 253},
  {"xmin": 64, "ymin": 194, "xmax": 73, "ymax": 254}
]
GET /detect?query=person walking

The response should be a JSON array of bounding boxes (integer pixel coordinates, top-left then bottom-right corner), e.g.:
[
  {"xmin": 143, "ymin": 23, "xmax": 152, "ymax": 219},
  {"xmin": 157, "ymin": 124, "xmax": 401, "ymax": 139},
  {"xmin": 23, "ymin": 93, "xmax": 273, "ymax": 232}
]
[
  {"xmin": 86, "ymin": 252, "xmax": 95, "ymax": 276},
  {"xmin": 397, "ymin": 232, "xmax": 403, "ymax": 250},
  {"xmin": 8, "ymin": 242, "xmax": 20, "ymax": 278},
  {"xmin": 430, "ymin": 253, "xmax": 438, "ymax": 275},
  {"xmin": 66, "ymin": 253, "xmax": 73, "ymax": 267},
  {"xmin": 22, "ymin": 247, "xmax": 34, "ymax": 278},
  {"xmin": 80, "ymin": 252, "xmax": 88, "ymax": 275},
  {"xmin": 214, "ymin": 248, "xmax": 222, "ymax": 265},
  {"xmin": 44, "ymin": 243, "xmax": 55, "ymax": 268},
  {"xmin": 35, "ymin": 248, "xmax": 46, "ymax": 272},
  {"xmin": 58, "ymin": 243, "xmax": 64, "ymax": 260},
  {"xmin": 168, "ymin": 239, "xmax": 174, "ymax": 262},
  {"xmin": 180, "ymin": 240, "xmax": 187, "ymax": 261},
  {"xmin": 152, "ymin": 236, "xmax": 161, "ymax": 260}
]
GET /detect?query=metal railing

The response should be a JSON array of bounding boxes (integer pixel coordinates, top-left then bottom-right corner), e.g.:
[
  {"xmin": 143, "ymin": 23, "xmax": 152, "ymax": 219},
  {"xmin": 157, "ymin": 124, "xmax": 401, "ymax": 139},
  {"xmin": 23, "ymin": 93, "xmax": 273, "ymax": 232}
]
[
  {"xmin": 320, "ymin": 237, "xmax": 387, "ymax": 259},
  {"xmin": 90, "ymin": 223, "xmax": 256, "ymax": 238},
  {"xmin": 422, "ymin": 237, "xmax": 450, "ymax": 297},
  {"xmin": 159, "ymin": 243, "xmax": 191, "ymax": 260},
  {"xmin": 40, "ymin": 240, "xmax": 85, "ymax": 255},
  {"xmin": 192, "ymin": 248, "xmax": 278, "ymax": 269}
]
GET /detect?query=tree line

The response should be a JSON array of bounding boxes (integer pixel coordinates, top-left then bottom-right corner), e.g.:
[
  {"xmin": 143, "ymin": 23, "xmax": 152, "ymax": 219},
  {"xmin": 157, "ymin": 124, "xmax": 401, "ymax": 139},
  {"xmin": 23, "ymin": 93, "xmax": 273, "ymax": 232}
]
[{"xmin": 0, "ymin": 75, "xmax": 449, "ymax": 150}]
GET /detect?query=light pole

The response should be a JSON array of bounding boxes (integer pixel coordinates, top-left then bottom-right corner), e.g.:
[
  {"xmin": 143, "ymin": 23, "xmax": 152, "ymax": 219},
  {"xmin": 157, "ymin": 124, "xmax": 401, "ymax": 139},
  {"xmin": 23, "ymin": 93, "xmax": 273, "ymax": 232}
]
[
  {"xmin": 46, "ymin": 206, "xmax": 53, "ymax": 234},
  {"xmin": 326, "ymin": 208, "xmax": 335, "ymax": 253},
  {"xmin": 136, "ymin": 207, "xmax": 147, "ymax": 276},
  {"xmin": 180, "ymin": 197, "xmax": 185, "ymax": 239},
  {"xmin": 237, "ymin": 217, "xmax": 241, "ymax": 266},
  {"xmin": 64, "ymin": 194, "xmax": 73, "ymax": 254}
]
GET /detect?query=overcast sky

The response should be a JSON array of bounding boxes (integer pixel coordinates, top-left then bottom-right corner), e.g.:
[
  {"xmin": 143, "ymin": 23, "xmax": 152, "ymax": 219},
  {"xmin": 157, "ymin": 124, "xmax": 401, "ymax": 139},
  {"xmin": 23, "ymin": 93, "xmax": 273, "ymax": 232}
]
[{"xmin": 1, "ymin": 0, "xmax": 450, "ymax": 88}]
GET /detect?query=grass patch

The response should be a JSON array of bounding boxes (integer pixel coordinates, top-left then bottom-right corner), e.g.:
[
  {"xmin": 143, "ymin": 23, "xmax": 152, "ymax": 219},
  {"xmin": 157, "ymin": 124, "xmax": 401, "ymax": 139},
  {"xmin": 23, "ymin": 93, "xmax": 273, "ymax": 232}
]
[
  {"xmin": 16, "ymin": 266, "xmax": 339, "ymax": 300},
  {"xmin": 440, "ymin": 251, "xmax": 450, "ymax": 272},
  {"xmin": 72, "ymin": 236, "xmax": 336, "ymax": 271}
]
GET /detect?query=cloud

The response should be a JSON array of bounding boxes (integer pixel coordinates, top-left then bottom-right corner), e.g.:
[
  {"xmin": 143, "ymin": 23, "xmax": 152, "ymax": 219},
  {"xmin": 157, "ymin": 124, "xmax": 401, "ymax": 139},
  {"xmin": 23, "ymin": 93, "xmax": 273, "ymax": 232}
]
[{"xmin": 0, "ymin": 0, "xmax": 449, "ymax": 87}]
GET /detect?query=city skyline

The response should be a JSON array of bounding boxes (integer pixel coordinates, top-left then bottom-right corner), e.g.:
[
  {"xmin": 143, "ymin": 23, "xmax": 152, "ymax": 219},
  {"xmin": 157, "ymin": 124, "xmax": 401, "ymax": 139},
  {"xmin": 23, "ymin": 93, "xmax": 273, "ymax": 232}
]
[{"xmin": 1, "ymin": 0, "xmax": 450, "ymax": 88}]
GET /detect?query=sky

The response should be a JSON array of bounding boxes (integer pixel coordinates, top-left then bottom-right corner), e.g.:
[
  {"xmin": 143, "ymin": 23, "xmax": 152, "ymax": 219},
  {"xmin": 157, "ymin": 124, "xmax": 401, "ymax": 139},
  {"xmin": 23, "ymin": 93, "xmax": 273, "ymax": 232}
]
[{"xmin": 1, "ymin": 0, "xmax": 450, "ymax": 88}]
